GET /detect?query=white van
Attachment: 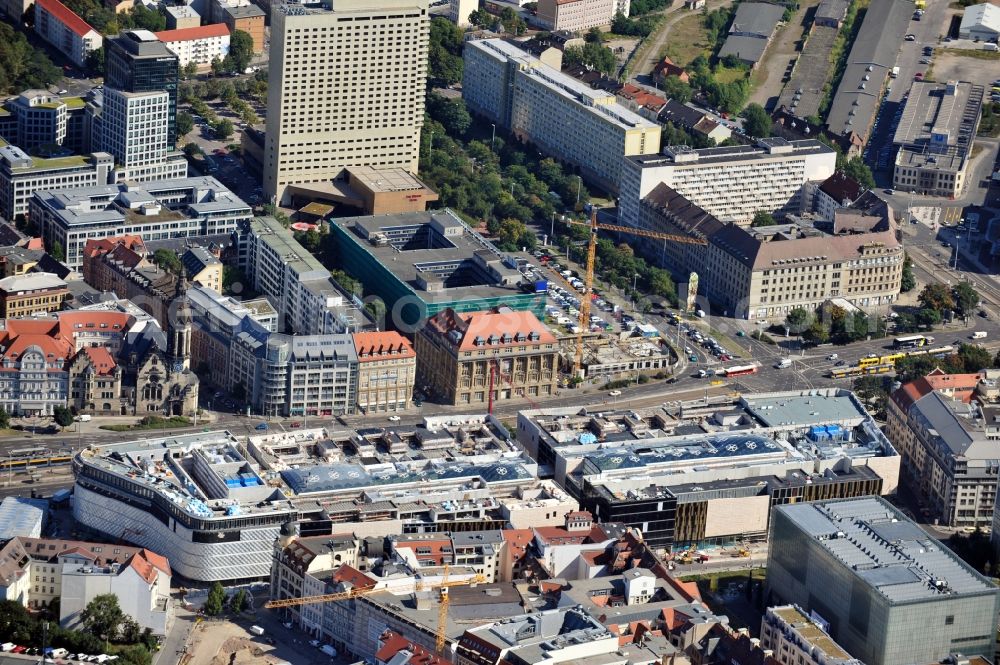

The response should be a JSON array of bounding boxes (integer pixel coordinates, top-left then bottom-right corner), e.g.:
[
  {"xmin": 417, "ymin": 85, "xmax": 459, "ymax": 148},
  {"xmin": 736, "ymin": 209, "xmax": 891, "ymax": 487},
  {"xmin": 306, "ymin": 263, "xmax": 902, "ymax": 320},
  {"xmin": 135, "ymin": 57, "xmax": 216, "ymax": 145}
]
[
  {"xmin": 973, "ymin": 331, "xmax": 988, "ymax": 339},
  {"xmin": 776, "ymin": 358, "xmax": 793, "ymax": 369}
]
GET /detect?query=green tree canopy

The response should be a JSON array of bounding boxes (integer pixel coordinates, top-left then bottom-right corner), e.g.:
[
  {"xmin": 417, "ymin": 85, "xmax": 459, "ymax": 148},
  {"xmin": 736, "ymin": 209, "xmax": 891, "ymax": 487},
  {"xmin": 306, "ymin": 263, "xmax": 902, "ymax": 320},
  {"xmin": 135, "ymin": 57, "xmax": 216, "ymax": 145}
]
[
  {"xmin": 176, "ymin": 111, "xmax": 194, "ymax": 138},
  {"xmin": 918, "ymin": 283, "xmax": 954, "ymax": 312},
  {"xmin": 842, "ymin": 156, "xmax": 876, "ymax": 189},
  {"xmin": 901, "ymin": 254, "xmax": 916, "ymax": 292},
  {"xmin": 80, "ymin": 594, "xmax": 125, "ymax": 639},
  {"xmin": 660, "ymin": 75, "xmax": 692, "ymax": 103},
  {"xmin": 954, "ymin": 281, "xmax": 980, "ymax": 316},
  {"xmin": 152, "ymin": 249, "xmax": 182, "ymax": 274},
  {"xmin": 563, "ymin": 42, "xmax": 617, "ymax": 76},
  {"xmin": 427, "ymin": 92, "xmax": 471, "ymax": 136},
  {"xmin": 224, "ymin": 30, "xmax": 254, "ymax": 73},
  {"xmin": 741, "ymin": 103, "xmax": 772, "ymax": 138},
  {"xmin": 751, "ymin": 211, "xmax": 776, "ymax": 227},
  {"xmin": 0, "ymin": 23, "xmax": 61, "ymax": 93},
  {"xmin": 785, "ymin": 307, "xmax": 811, "ymax": 332},
  {"xmin": 204, "ymin": 582, "xmax": 225, "ymax": 616}
]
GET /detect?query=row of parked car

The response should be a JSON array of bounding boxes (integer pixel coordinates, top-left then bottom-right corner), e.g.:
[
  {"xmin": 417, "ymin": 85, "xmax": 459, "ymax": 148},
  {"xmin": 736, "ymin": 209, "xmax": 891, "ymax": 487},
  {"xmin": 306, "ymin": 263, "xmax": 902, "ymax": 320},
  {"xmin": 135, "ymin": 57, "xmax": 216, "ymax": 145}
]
[{"xmin": 0, "ymin": 644, "xmax": 119, "ymax": 663}]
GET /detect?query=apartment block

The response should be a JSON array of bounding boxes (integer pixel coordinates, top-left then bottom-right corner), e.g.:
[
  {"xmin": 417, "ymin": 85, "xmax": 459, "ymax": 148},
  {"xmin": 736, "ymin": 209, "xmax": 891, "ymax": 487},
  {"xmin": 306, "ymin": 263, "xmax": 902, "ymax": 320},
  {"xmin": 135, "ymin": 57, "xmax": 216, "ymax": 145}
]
[
  {"xmin": 464, "ymin": 39, "xmax": 659, "ymax": 192},
  {"xmin": 535, "ymin": 0, "xmax": 630, "ymax": 33},
  {"xmin": 886, "ymin": 371, "xmax": 999, "ymax": 528},
  {"xmin": 893, "ymin": 81, "xmax": 984, "ymax": 198},
  {"xmin": 34, "ymin": 0, "xmax": 102, "ymax": 67},
  {"xmin": 619, "ymin": 138, "xmax": 836, "ymax": 228},
  {"xmin": 636, "ymin": 186, "xmax": 901, "ymax": 320},
  {"xmin": 415, "ymin": 307, "xmax": 558, "ymax": 406},
  {"xmin": 0, "ymin": 146, "xmax": 113, "ymax": 221},
  {"xmin": 0, "ymin": 0, "xmax": 30, "ymax": 20},
  {"xmin": 235, "ymin": 216, "xmax": 371, "ymax": 334},
  {"xmin": 0, "ymin": 272, "xmax": 70, "ymax": 318},
  {"xmin": 767, "ymin": 497, "xmax": 1000, "ymax": 665},
  {"xmin": 353, "ymin": 331, "xmax": 415, "ymax": 413},
  {"xmin": 30, "ymin": 176, "xmax": 251, "ymax": 269},
  {"xmin": 0, "ymin": 537, "xmax": 172, "ymax": 635},
  {"xmin": 449, "ymin": 0, "xmax": 477, "ymax": 27},
  {"xmin": 181, "ymin": 245, "xmax": 223, "ymax": 293},
  {"xmin": 154, "ymin": 24, "xmax": 231, "ymax": 71},
  {"xmin": 264, "ymin": 0, "xmax": 429, "ymax": 206}
]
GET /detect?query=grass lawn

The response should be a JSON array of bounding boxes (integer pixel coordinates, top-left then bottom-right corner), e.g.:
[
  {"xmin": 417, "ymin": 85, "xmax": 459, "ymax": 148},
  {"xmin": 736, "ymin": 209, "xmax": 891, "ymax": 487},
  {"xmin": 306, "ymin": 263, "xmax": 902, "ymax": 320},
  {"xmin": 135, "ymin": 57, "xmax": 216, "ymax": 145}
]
[
  {"xmin": 661, "ymin": 12, "xmax": 712, "ymax": 68},
  {"xmin": 715, "ymin": 65, "xmax": 748, "ymax": 84},
  {"xmin": 101, "ymin": 415, "xmax": 192, "ymax": 432}
]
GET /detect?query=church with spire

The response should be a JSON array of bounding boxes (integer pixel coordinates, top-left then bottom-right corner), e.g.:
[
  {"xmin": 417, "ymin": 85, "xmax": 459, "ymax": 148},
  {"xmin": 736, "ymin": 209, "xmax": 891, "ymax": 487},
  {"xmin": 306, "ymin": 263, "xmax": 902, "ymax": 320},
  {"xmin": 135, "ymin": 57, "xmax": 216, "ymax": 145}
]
[{"xmin": 127, "ymin": 269, "xmax": 199, "ymax": 416}]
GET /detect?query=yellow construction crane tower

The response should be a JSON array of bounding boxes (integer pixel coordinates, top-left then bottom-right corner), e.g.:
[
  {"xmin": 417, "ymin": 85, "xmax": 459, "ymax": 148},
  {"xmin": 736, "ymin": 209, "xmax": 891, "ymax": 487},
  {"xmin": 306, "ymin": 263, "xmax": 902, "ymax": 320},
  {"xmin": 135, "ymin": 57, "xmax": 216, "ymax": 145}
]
[
  {"xmin": 564, "ymin": 209, "xmax": 708, "ymax": 376},
  {"xmin": 264, "ymin": 567, "xmax": 485, "ymax": 655}
]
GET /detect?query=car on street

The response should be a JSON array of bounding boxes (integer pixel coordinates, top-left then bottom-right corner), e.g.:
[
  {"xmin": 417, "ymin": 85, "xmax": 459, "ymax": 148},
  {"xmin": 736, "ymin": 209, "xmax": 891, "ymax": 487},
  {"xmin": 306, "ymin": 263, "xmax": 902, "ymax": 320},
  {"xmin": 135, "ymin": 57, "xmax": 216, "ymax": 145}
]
[
  {"xmin": 835, "ymin": 360, "xmax": 847, "ymax": 367},
  {"xmin": 905, "ymin": 33, "xmax": 915, "ymax": 40},
  {"xmin": 388, "ymin": 415, "xmax": 401, "ymax": 421},
  {"xmin": 255, "ymin": 422, "xmax": 268, "ymax": 431},
  {"xmin": 827, "ymin": 353, "xmax": 838, "ymax": 360},
  {"xmin": 290, "ymin": 421, "xmax": 302, "ymax": 428},
  {"xmin": 608, "ymin": 390, "xmax": 622, "ymax": 397}
]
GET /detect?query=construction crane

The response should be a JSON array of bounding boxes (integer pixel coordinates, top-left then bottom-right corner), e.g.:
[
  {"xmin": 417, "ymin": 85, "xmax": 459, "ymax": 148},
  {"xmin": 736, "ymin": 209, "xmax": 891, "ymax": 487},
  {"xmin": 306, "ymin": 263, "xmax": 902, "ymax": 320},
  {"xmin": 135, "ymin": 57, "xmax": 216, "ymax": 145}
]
[
  {"xmin": 264, "ymin": 567, "xmax": 486, "ymax": 655},
  {"xmin": 564, "ymin": 210, "xmax": 708, "ymax": 376}
]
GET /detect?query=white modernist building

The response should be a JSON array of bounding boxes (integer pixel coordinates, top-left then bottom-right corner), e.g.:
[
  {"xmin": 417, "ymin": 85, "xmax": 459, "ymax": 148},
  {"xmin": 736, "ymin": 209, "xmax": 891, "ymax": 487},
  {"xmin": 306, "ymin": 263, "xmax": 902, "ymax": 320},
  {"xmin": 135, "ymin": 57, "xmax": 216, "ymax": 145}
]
[
  {"xmin": 0, "ymin": 147, "xmax": 114, "ymax": 221},
  {"xmin": 30, "ymin": 176, "xmax": 251, "ymax": 269},
  {"xmin": 619, "ymin": 138, "xmax": 837, "ymax": 228},
  {"xmin": 463, "ymin": 39, "xmax": 660, "ymax": 192},
  {"xmin": 72, "ymin": 431, "xmax": 299, "ymax": 582},
  {"xmin": 101, "ymin": 89, "xmax": 187, "ymax": 183}
]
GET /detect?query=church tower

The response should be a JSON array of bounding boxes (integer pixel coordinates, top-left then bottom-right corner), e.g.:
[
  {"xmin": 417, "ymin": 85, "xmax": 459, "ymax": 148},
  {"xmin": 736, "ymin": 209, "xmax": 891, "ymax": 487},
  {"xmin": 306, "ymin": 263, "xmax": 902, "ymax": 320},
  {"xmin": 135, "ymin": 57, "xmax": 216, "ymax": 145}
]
[{"xmin": 169, "ymin": 269, "xmax": 192, "ymax": 372}]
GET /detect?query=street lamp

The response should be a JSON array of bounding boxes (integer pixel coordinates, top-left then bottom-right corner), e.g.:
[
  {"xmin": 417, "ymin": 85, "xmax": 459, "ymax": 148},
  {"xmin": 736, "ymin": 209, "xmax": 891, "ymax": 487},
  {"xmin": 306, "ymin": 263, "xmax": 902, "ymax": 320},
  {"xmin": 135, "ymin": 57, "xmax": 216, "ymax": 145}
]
[
  {"xmin": 491, "ymin": 123, "xmax": 496, "ymax": 151},
  {"xmin": 575, "ymin": 176, "xmax": 582, "ymax": 206},
  {"xmin": 550, "ymin": 211, "xmax": 556, "ymax": 246}
]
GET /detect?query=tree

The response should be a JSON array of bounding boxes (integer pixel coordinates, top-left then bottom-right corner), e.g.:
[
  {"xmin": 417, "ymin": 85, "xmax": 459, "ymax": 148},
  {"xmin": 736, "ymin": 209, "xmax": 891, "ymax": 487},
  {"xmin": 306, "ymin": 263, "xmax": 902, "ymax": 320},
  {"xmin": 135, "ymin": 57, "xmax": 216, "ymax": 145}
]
[
  {"xmin": 785, "ymin": 307, "xmax": 811, "ymax": 333},
  {"xmin": 803, "ymin": 320, "xmax": 830, "ymax": 344},
  {"xmin": 563, "ymin": 43, "xmax": 617, "ymax": 76},
  {"xmin": 958, "ymin": 344, "xmax": 993, "ymax": 373},
  {"xmin": 183, "ymin": 142, "xmax": 202, "ymax": 157},
  {"xmin": 0, "ymin": 408, "xmax": 9, "ymax": 430},
  {"xmin": 210, "ymin": 57, "xmax": 224, "ymax": 76},
  {"xmin": 427, "ymin": 92, "xmax": 471, "ymax": 136},
  {"xmin": 752, "ymin": 211, "xmax": 776, "ymax": 227},
  {"xmin": 204, "ymin": 582, "xmax": 225, "ymax": 616},
  {"xmin": 152, "ymin": 249, "xmax": 182, "ymax": 274},
  {"xmin": 80, "ymin": 594, "xmax": 125, "ymax": 640},
  {"xmin": 127, "ymin": 4, "xmax": 165, "ymax": 31},
  {"xmin": 120, "ymin": 616, "xmax": 142, "ymax": 644},
  {"xmin": 183, "ymin": 61, "xmax": 198, "ymax": 78},
  {"xmin": 659, "ymin": 75, "xmax": 692, "ymax": 103},
  {"xmin": 230, "ymin": 589, "xmax": 249, "ymax": 613},
  {"xmin": 741, "ymin": 103, "xmax": 772, "ymax": 138},
  {"xmin": 585, "ymin": 26, "xmax": 604, "ymax": 43},
  {"xmin": 224, "ymin": 29, "xmax": 254, "ymax": 74},
  {"xmin": 176, "ymin": 111, "xmax": 194, "ymax": 138},
  {"xmin": 213, "ymin": 118, "xmax": 234, "ymax": 140},
  {"xmin": 86, "ymin": 46, "xmax": 105, "ymax": 76},
  {"xmin": 915, "ymin": 307, "xmax": 941, "ymax": 329},
  {"xmin": 468, "ymin": 8, "xmax": 494, "ymax": 28},
  {"xmin": 954, "ymin": 281, "xmax": 980, "ymax": 316},
  {"xmin": 0, "ymin": 23, "xmax": 62, "ymax": 94},
  {"xmin": 918, "ymin": 283, "xmax": 954, "ymax": 312},
  {"xmin": 52, "ymin": 406, "xmax": 74, "ymax": 428},
  {"xmin": 842, "ymin": 156, "xmax": 876, "ymax": 189},
  {"xmin": 901, "ymin": 253, "xmax": 916, "ymax": 292},
  {"xmin": 50, "ymin": 241, "xmax": 64, "ymax": 262}
]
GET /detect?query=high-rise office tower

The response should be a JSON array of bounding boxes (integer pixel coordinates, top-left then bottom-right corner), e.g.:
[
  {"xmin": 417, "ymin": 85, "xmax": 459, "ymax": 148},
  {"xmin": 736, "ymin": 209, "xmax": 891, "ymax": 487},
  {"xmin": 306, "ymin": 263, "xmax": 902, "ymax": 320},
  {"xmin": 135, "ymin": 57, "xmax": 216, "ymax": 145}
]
[
  {"xmin": 101, "ymin": 88, "xmax": 186, "ymax": 182},
  {"xmin": 264, "ymin": 0, "xmax": 429, "ymax": 206},
  {"xmin": 105, "ymin": 30, "xmax": 180, "ymax": 147}
]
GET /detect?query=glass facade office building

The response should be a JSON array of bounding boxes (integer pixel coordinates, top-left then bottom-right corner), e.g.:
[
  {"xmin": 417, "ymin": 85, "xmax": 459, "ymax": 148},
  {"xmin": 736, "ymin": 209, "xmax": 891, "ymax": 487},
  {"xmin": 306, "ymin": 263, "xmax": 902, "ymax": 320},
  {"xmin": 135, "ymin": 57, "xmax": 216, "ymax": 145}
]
[
  {"xmin": 105, "ymin": 30, "xmax": 179, "ymax": 147},
  {"xmin": 767, "ymin": 497, "xmax": 1000, "ymax": 665}
]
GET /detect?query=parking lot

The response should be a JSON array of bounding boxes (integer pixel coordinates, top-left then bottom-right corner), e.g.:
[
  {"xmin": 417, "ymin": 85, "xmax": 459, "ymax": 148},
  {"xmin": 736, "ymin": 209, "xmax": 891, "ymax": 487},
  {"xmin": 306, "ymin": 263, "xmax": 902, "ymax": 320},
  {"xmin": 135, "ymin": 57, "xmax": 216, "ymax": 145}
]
[{"xmin": 931, "ymin": 49, "xmax": 1000, "ymax": 89}]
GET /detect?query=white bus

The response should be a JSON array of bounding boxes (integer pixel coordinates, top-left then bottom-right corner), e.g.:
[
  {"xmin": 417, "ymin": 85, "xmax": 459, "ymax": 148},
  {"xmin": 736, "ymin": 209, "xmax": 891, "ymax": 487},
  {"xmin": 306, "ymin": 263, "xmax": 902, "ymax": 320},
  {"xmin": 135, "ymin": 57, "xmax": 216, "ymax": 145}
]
[{"xmin": 893, "ymin": 334, "xmax": 933, "ymax": 349}]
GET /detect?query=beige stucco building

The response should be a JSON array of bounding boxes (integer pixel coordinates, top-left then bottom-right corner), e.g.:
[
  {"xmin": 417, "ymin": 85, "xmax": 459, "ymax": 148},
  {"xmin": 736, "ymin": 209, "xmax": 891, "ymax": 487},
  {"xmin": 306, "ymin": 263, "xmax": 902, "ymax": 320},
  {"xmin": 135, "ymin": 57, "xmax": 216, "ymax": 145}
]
[
  {"xmin": 264, "ymin": 0, "xmax": 429, "ymax": 206},
  {"xmin": 535, "ymin": 0, "xmax": 630, "ymax": 32},
  {"xmin": 415, "ymin": 308, "xmax": 559, "ymax": 406},
  {"xmin": 353, "ymin": 331, "xmax": 415, "ymax": 413}
]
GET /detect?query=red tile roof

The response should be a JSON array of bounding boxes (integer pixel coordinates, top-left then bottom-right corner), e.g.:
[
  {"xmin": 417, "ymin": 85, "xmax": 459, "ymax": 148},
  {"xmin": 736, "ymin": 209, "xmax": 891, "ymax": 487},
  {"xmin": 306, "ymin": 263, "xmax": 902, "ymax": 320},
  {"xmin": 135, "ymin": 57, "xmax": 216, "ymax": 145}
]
[
  {"xmin": 35, "ymin": 0, "xmax": 97, "ymax": 37},
  {"xmin": 353, "ymin": 330, "xmax": 415, "ymax": 362},
  {"xmin": 331, "ymin": 564, "xmax": 376, "ymax": 591},
  {"xmin": 139, "ymin": 548, "xmax": 171, "ymax": 576},
  {"xmin": 426, "ymin": 308, "xmax": 555, "ymax": 353},
  {"xmin": 79, "ymin": 346, "xmax": 116, "ymax": 375},
  {"xmin": 376, "ymin": 631, "xmax": 449, "ymax": 665},
  {"xmin": 83, "ymin": 236, "xmax": 146, "ymax": 262},
  {"xmin": 155, "ymin": 23, "xmax": 230, "ymax": 43}
]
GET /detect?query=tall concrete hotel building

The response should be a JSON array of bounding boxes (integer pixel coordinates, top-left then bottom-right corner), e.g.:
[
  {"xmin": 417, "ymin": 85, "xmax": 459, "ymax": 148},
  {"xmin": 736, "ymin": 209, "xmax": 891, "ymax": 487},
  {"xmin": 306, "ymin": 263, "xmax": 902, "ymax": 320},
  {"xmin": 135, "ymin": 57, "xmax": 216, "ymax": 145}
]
[{"xmin": 263, "ymin": 0, "xmax": 429, "ymax": 206}]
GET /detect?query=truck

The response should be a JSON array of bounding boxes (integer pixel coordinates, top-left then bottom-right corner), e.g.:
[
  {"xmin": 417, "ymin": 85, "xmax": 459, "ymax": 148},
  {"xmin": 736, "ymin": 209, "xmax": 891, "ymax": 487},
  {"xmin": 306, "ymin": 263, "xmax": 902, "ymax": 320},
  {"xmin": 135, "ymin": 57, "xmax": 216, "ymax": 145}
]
[
  {"xmin": 776, "ymin": 358, "xmax": 793, "ymax": 369},
  {"xmin": 891, "ymin": 66, "xmax": 900, "ymax": 78},
  {"xmin": 50, "ymin": 488, "xmax": 72, "ymax": 507},
  {"xmin": 320, "ymin": 645, "xmax": 338, "ymax": 657},
  {"xmin": 249, "ymin": 626, "xmax": 265, "ymax": 637}
]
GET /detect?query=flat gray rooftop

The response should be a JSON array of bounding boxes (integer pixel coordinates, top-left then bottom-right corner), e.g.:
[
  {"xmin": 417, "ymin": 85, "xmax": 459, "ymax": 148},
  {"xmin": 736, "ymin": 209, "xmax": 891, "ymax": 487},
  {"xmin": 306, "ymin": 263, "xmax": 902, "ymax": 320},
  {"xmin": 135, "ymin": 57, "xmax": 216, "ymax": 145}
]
[
  {"xmin": 778, "ymin": 497, "xmax": 997, "ymax": 603},
  {"xmin": 742, "ymin": 393, "xmax": 867, "ymax": 427}
]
